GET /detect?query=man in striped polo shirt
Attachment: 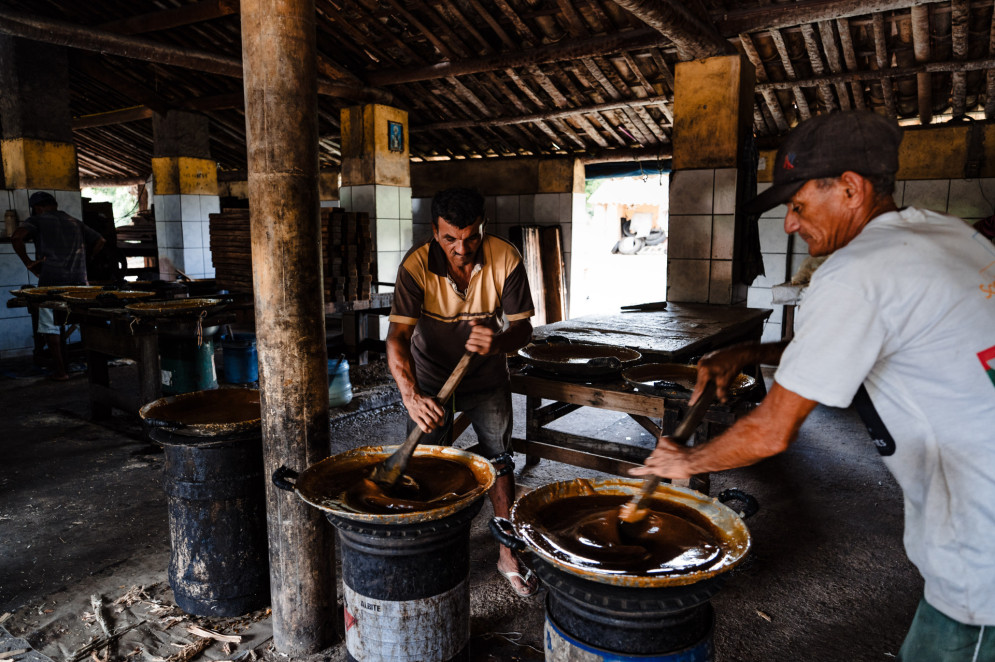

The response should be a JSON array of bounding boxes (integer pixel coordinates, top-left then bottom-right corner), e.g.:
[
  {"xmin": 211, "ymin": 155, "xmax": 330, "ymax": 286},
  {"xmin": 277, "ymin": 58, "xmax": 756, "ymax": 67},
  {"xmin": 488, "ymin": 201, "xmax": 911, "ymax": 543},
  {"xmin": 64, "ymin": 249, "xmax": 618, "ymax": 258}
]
[{"xmin": 387, "ymin": 187, "xmax": 538, "ymax": 597}]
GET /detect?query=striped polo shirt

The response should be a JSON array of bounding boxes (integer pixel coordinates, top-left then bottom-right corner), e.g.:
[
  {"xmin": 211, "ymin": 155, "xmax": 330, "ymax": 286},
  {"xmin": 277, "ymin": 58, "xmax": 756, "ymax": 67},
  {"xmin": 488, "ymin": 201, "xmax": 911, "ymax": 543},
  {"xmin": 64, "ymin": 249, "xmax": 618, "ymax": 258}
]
[{"xmin": 389, "ymin": 234, "xmax": 534, "ymax": 395}]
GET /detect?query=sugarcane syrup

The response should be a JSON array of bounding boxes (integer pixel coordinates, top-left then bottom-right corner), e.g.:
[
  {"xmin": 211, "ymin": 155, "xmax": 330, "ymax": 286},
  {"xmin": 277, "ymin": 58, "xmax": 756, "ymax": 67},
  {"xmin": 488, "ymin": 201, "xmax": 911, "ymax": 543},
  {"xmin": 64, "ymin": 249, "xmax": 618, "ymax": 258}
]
[{"xmin": 524, "ymin": 495, "xmax": 722, "ymax": 575}]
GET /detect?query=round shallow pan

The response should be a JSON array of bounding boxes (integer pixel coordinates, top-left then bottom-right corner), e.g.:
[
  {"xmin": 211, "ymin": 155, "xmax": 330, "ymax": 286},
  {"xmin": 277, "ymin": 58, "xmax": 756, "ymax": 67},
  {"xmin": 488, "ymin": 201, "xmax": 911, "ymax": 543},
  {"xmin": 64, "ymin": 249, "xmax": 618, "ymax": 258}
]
[
  {"xmin": 518, "ymin": 341, "xmax": 641, "ymax": 379},
  {"xmin": 11, "ymin": 285, "xmax": 104, "ymax": 301},
  {"xmin": 61, "ymin": 290, "xmax": 157, "ymax": 307},
  {"xmin": 139, "ymin": 388, "xmax": 261, "ymax": 438},
  {"xmin": 493, "ymin": 477, "xmax": 754, "ymax": 588},
  {"xmin": 622, "ymin": 363, "xmax": 756, "ymax": 398},
  {"xmin": 274, "ymin": 445, "xmax": 496, "ymax": 525},
  {"xmin": 125, "ymin": 298, "xmax": 222, "ymax": 317}
]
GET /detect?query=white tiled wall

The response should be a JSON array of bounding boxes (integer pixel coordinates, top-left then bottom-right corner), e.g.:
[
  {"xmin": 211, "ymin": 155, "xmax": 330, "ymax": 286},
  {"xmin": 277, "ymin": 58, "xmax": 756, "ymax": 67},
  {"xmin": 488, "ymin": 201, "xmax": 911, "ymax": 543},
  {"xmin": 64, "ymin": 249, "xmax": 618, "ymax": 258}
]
[
  {"xmin": 668, "ymin": 168, "xmax": 747, "ymax": 307},
  {"xmin": 0, "ymin": 242, "xmax": 38, "ymax": 358},
  {"xmin": 152, "ymin": 193, "xmax": 218, "ymax": 279},
  {"xmin": 3, "ymin": 188, "xmax": 82, "ymax": 223},
  {"xmin": 748, "ymin": 183, "xmax": 808, "ymax": 343},
  {"xmin": 341, "ymin": 184, "xmax": 413, "ymax": 338}
]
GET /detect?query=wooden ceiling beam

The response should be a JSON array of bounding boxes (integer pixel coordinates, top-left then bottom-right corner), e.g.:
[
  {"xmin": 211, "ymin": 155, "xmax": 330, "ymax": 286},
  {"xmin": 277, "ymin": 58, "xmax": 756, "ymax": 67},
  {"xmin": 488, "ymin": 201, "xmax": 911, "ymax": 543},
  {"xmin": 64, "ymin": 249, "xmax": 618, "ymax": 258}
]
[
  {"xmin": 910, "ymin": 5, "xmax": 933, "ymax": 124},
  {"xmin": 610, "ymin": 0, "xmax": 734, "ymax": 60},
  {"xmin": 950, "ymin": 0, "xmax": 970, "ymax": 117},
  {"xmin": 713, "ymin": 0, "xmax": 948, "ymax": 37},
  {"xmin": 0, "ymin": 8, "xmax": 393, "ymax": 105},
  {"xmin": 366, "ymin": 29, "xmax": 668, "ymax": 86},
  {"xmin": 97, "ymin": 0, "xmax": 239, "ymax": 35},
  {"xmin": 835, "ymin": 18, "xmax": 867, "ymax": 109},
  {"xmin": 817, "ymin": 20, "xmax": 853, "ymax": 111},
  {"xmin": 871, "ymin": 13, "xmax": 898, "ymax": 118},
  {"xmin": 72, "ymin": 106, "xmax": 153, "ymax": 129},
  {"xmin": 769, "ymin": 29, "xmax": 812, "ymax": 121},
  {"xmin": 756, "ymin": 55, "xmax": 995, "ymax": 90},
  {"xmin": 739, "ymin": 33, "xmax": 790, "ymax": 132}
]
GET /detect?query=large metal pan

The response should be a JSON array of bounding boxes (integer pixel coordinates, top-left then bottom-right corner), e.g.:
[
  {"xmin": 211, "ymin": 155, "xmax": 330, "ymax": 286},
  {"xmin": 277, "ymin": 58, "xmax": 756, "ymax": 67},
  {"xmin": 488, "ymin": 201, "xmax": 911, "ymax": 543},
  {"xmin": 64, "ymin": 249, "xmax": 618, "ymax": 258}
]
[
  {"xmin": 491, "ymin": 477, "xmax": 756, "ymax": 588},
  {"xmin": 518, "ymin": 339, "xmax": 641, "ymax": 379},
  {"xmin": 272, "ymin": 445, "xmax": 496, "ymax": 525},
  {"xmin": 622, "ymin": 363, "xmax": 756, "ymax": 398},
  {"xmin": 139, "ymin": 388, "xmax": 261, "ymax": 438},
  {"xmin": 11, "ymin": 285, "xmax": 104, "ymax": 301},
  {"xmin": 60, "ymin": 290, "xmax": 156, "ymax": 307},
  {"xmin": 125, "ymin": 297, "xmax": 223, "ymax": 317}
]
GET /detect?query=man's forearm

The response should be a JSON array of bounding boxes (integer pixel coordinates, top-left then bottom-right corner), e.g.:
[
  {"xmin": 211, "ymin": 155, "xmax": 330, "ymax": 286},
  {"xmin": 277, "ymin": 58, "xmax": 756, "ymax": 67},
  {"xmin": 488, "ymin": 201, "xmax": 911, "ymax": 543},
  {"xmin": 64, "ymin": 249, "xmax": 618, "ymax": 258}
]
[
  {"xmin": 386, "ymin": 337, "xmax": 421, "ymax": 400},
  {"xmin": 493, "ymin": 320, "xmax": 532, "ymax": 356}
]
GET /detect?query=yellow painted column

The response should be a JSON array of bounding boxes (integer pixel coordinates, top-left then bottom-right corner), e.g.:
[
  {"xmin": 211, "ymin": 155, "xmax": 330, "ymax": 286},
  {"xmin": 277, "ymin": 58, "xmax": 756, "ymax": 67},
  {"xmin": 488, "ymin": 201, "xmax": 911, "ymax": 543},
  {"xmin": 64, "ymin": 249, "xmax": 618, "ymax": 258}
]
[
  {"xmin": 151, "ymin": 111, "xmax": 220, "ymax": 280},
  {"xmin": 668, "ymin": 54, "xmax": 756, "ymax": 305}
]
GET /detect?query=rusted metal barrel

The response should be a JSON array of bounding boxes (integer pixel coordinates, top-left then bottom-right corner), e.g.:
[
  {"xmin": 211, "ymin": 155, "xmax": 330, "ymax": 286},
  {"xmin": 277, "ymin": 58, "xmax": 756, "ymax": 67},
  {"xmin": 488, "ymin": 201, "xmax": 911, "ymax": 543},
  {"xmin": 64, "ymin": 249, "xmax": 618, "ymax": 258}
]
[
  {"xmin": 273, "ymin": 445, "xmax": 496, "ymax": 661},
  {"xmin": 537, "ymin": 559, "xmax": 718, "ymax": 660},
  {"xmin": 329, "ymin": 501, "xmax": 481, "ymax": 661},
  {"xmin": 150, "ymin": 425, "xmax": 270, "ymax": 617}
]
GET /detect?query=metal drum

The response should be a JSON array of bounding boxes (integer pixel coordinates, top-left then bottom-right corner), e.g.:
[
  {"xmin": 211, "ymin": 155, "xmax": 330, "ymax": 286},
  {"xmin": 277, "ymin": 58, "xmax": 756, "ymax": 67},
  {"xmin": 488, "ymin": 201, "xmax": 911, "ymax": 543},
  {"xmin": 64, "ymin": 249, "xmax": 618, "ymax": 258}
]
[
  {"xmin": 143, "ymin": 389, "xmax": 268, "ymax": 617},
  {"xmin": 150, "ymin": 426, "xmax": 270, "ymax": 617},
  {"xmin": 491, "ymin": 478, "xmax": 757, "ymax": 661},
  {"xmin": 273, "ymin": 445, "xmax": 496, "ymax": 662}
]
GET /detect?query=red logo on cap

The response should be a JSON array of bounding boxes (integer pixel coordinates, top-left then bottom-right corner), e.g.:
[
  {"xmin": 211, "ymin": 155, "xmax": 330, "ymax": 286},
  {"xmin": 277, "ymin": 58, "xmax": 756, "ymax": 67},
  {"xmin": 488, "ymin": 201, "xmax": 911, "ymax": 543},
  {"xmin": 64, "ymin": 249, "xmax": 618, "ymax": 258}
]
[{"xmin": 782, "ymin": 153, "xmax": 796, "ymax": 170}]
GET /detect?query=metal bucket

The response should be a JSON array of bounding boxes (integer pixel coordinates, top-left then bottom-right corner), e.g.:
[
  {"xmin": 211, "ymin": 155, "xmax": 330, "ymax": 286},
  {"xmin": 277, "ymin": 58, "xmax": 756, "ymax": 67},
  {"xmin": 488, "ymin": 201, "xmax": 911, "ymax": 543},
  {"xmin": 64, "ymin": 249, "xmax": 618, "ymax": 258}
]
[
  {"xmin": 150, "ymin": 426, "xmax": 270, "ymax": 617},
  {"xmin": 158, "ymin": 335, "xmax": 217, "ymax": 395},
  {"xmin": 490, "ymin": 479, "xmax": 756, "ymax": 661},
  {"xmin": 273, "ymin": 445, "xmax": 496, "ymax": 661}
]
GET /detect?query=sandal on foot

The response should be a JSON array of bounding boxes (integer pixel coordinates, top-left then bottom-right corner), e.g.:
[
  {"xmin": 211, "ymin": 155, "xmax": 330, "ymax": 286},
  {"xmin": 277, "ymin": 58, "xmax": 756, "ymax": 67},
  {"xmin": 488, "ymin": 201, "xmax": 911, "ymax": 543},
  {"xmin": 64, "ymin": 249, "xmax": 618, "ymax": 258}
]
[{"xmin": 497, "ymin": 564, "xmax": 539, "ymax": 597}]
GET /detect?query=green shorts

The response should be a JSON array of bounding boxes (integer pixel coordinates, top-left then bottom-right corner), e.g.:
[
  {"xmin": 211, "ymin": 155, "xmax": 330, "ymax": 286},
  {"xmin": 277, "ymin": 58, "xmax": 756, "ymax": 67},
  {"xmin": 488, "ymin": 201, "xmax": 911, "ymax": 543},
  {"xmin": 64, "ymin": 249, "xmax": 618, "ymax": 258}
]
[{"xmin": 899, "ymin": 598, "xmax": 995, "ymax": 662}]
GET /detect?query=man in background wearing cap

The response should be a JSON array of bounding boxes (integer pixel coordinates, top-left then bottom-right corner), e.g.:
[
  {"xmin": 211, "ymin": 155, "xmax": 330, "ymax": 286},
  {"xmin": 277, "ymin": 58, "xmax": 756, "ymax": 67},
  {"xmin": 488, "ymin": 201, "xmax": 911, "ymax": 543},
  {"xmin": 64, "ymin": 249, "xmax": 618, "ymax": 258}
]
[
  {"xmin": 11, "ymin": 192, "xmax": 105, "ymax": 381},
  {"xmin": 631, "ymin": 111, "xmax": 995, "ymax": 660}
]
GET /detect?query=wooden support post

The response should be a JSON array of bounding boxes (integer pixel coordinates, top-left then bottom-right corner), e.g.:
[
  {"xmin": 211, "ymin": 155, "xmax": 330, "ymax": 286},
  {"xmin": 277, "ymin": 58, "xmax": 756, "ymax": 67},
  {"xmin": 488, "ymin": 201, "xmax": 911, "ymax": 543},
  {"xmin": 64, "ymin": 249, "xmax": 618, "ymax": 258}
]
[{"xmin": 240, "ymin": 0, "xmax": 336, "ymax": 654}]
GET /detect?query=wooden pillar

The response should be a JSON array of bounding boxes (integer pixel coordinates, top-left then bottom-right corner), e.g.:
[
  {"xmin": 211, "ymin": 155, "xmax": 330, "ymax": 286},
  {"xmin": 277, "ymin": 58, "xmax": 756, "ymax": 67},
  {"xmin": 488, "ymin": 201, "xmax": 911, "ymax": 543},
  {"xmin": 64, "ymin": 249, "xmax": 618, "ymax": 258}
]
[{"xmin": 240, "ymin": 0, "xmax": 335, "ymax": 655}]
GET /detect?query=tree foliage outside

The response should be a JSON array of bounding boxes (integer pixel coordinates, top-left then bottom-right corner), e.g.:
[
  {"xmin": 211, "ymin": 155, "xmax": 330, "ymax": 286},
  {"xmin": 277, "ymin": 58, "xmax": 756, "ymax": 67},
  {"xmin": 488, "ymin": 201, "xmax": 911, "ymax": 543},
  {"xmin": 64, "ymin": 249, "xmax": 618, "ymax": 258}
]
[{"xmin": 81, "ymin": 187, "xmax": 140, "ymax": 227}]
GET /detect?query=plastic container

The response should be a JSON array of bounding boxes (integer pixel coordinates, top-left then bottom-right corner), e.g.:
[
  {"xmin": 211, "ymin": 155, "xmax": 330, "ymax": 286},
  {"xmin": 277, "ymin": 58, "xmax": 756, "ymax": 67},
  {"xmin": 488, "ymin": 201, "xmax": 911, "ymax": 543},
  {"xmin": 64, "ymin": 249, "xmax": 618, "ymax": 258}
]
[
  {"xmin": 222, "ymin": 333, "xmax": 259, "ymax": 384},
  {"xmin": 328, "ymin": 358, "xmax": 353, "ymax": 407}
]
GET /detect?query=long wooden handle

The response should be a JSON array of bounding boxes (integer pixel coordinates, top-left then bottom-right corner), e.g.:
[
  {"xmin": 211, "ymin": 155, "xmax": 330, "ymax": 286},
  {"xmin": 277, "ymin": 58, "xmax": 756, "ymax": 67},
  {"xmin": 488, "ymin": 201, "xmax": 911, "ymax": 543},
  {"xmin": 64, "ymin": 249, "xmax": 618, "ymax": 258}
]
[
  {"xmin": 620, "ymin": 381, "xmax": 717, "ymax": 522},
  {"xmin": 372, "ymin": 351, "xmax": 476, "ymax": 487}
]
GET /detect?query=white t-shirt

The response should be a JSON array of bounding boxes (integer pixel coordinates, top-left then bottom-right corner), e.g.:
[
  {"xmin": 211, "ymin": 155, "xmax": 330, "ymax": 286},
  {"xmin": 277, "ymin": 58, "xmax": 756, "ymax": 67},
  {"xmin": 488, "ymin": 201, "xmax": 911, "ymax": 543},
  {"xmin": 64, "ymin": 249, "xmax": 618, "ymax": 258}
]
[{"xmin": 775, "ymin": 207, "xmax": 995, "ymax": 625}]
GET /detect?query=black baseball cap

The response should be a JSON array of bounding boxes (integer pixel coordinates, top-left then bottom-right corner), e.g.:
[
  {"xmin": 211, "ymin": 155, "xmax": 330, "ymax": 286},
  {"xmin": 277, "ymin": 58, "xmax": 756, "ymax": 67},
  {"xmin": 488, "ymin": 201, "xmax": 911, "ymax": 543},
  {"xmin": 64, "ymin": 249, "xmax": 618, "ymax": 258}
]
[
  {"xmin": 28, "ymin": 191, "xmax": 57, "ymax": 208},
  {"xmin": 746, "ymin": 111, "xmax": 903, "ymax": 214}
]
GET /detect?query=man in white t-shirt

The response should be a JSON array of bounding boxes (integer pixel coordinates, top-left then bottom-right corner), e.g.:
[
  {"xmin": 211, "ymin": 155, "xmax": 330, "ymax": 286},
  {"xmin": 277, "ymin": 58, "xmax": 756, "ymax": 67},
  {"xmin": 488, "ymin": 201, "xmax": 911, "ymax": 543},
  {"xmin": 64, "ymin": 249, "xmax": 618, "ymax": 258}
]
[{"xmin": 631, "ymin": 111, "xmax": 995, "ymax": 661}]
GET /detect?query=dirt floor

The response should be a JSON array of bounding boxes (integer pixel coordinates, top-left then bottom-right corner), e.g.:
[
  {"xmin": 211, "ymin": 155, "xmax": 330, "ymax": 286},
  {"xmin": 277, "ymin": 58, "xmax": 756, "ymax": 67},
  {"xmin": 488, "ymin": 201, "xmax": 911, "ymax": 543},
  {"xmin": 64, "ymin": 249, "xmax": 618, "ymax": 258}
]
[{"xmin": 0, "ymin": 357, "xmax": 923, "ymax": 661}]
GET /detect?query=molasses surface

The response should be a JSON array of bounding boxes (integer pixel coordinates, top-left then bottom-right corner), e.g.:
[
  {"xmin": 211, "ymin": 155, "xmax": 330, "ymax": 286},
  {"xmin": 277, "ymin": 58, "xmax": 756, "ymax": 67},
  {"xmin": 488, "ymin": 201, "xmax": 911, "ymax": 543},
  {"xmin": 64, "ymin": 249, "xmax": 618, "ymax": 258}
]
[
  {"xmin": 522, "ymin": 494, "xmax": 722, "ymax": 575},
  {"xmin": 310, "ymin": 456, "xmax": 482, "ymax": 514},
  {"xmin": 145, "ymin": 389, "xmax": 261, "ymax": 425}
]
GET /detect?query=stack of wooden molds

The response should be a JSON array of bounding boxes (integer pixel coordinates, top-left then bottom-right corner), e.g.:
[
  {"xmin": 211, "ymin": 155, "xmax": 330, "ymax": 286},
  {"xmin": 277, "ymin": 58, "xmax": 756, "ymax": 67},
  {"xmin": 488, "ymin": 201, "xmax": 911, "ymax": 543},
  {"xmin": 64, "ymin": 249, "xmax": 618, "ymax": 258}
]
[
  {"xmin": 208, "ymin": 209, "xmax": 253, "ymax": 293},
  {"xmin": 321, "ymin": 208, "xmax": 374, "ymax": 303}
]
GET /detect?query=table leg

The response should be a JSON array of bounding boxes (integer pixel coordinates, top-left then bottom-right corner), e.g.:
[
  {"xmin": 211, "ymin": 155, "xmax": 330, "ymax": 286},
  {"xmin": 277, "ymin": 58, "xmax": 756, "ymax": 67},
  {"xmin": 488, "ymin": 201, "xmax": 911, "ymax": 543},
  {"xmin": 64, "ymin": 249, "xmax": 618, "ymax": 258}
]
[
  {"xmin": 87, "ymin": 350, "xmax": 111, "ymax": 421},
  {"xmin": 524, "ymin": 394, "xmax": 542, "ymax": 466},
  {"xmin": 136, "ymin": 334, "xmax": 161, "ymax": 410}
]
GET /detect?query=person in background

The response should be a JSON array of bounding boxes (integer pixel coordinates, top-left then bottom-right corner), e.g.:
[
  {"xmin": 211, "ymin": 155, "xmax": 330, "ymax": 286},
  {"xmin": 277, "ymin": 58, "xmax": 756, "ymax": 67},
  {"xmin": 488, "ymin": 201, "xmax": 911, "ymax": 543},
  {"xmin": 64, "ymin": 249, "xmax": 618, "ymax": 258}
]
[
  {"xmin": 386, "ymin": 187, "xmax": 538, "ymax": 597},
  {"xmin": 12, "ymin": 192, "xmax": 105, "ymax": 381},
  {"xmin": 631, "ymin": 111, "xmax": 995, "ymax": 661}
]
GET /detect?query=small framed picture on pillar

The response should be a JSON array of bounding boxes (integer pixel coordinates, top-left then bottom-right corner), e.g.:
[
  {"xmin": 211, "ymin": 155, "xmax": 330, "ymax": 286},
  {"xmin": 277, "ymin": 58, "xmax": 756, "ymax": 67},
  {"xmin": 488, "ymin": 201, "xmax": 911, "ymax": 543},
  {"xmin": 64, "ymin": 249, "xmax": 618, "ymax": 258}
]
[{"xmin": 388, "ymin": 121, "xmax": 404, "ymax": 153}]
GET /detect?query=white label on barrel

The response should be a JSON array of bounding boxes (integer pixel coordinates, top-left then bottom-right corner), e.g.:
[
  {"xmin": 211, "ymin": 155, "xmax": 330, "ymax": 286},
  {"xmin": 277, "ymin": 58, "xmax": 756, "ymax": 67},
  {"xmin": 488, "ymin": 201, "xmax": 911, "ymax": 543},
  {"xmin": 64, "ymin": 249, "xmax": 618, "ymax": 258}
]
[
  {"xmin": 161, "ymin": 369, "xmax": 173, "ymax": 386},
  {"xmin": 343, "ymin": 581, "xmax": 468, "ymax": 661}
]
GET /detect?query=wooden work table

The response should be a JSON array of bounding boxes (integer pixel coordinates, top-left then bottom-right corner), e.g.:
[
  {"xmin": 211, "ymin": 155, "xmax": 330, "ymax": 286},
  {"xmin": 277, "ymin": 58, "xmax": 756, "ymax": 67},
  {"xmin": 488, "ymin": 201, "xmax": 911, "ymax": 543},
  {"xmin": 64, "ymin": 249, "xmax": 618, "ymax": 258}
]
[{"xmin": 510, "ymin": 303, "xmax": 772, "ymax": 493}]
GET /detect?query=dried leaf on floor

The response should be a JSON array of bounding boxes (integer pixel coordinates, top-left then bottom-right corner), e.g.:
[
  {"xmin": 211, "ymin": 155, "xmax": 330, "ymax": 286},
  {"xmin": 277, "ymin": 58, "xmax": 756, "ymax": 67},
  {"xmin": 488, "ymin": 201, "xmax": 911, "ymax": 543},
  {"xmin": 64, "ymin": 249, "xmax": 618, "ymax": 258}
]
[{"xmin": 756, "ymin": 609, "xmax": 772, "ymax": 622}]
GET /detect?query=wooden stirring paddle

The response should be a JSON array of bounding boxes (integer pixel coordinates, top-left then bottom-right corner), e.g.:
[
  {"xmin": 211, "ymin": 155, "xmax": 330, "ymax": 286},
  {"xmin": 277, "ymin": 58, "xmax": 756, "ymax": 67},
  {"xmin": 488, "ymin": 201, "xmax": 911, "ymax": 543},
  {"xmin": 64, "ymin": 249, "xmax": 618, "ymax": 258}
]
[
  {"xmin": 619, "ymin": 380, "xmax": 717, "ymax": 524},
  {"xmin": 370, "ymin": 351, "xmax": 476, "ymax": 489}
]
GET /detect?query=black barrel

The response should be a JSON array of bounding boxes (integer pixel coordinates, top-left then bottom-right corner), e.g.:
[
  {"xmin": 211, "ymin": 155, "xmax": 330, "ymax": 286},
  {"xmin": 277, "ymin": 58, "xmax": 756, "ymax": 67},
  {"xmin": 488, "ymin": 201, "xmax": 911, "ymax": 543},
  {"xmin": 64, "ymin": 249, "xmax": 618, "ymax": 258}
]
[
  {"xmin": 328, "ymin": 499, "xmax": 484, "ymax": 662},
  {"xmin": 535, "ymin": 559, "xmax": 720, "ymax": 661},
  {"xmin": 152, "ymin": 427, "xmax": 270, "ymax": 617}
]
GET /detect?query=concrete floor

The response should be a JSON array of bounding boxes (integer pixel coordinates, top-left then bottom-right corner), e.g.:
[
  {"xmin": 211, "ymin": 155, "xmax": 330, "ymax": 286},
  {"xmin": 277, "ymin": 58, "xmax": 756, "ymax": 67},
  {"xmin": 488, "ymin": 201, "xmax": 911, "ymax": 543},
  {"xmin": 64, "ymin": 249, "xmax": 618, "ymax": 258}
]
[{"xmin": 0, "ymin": 358, "xmax": 922, "ymax": 661}]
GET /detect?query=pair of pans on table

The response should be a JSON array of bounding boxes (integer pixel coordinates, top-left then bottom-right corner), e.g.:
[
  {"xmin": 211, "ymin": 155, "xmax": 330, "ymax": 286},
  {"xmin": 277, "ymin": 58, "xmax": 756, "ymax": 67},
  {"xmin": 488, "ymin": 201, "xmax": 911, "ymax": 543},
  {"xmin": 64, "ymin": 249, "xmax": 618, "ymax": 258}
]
[{"xmin": 517, "ymin": 337, "xmax": 755, "ymax": 397}]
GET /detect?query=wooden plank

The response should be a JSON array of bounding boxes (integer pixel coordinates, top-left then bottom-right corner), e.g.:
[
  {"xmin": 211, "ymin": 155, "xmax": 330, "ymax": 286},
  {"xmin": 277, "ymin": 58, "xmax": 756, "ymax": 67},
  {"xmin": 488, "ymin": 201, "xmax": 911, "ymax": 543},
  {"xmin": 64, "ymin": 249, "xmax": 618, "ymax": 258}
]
[
  {"xmin": 738, "ymin": 33, "xmax": 790, "ymax": 132},
  {"xmin": 712, "ymin": 0, "xmax": 948, "ymax": 37},
  {"xmin": 510, "ymin": 374, "xmax": 668, "ymax": 417},
  {"xmin": 510, "ymin": 436, "xmax": 647, "ymax": 476},
  {"xmin": 769, "ymin": 29, "xmax": 812, "ymax": 121},
  {"xmin": 539, "ymin": 226, "xmax": 568, "ymax": 323},
  {"xmin": 817, "ymin": 20, "xmax": 853, "ymax": 111},
  {"xmin": 871, "ymin": 13, "xmax": 898, "ymax": 119}
]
